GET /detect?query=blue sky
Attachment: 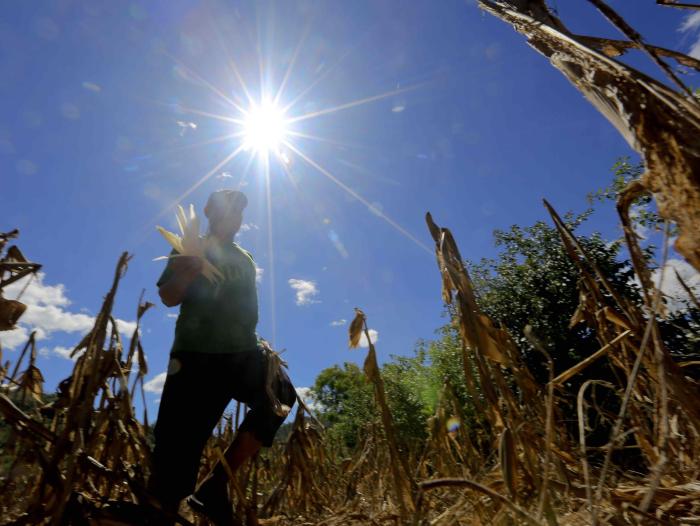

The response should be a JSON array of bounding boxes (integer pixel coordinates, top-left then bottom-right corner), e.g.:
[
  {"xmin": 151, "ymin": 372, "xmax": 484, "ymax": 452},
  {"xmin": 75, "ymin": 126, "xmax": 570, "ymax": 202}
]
[{"xmin": 2, "ymin": 1, "xmax": 700, "ymax": 418}]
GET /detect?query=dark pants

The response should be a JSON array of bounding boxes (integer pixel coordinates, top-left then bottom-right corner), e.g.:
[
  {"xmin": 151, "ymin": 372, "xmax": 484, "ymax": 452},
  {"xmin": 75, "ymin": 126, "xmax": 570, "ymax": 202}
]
[{"xmin": 148, "ymin": 349, "xmax": 296, "ymax": 509}]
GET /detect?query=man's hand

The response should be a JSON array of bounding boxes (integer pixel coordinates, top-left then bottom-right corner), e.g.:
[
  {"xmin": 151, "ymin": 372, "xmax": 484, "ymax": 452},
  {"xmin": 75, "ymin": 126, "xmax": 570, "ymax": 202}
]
[
  {"xmin": 158, "ymin": 255, "xmax": 204, "ymax": 307},
  {"xmin": 169, "ymin": 255, "xmax": 204, "ymax": 277}
]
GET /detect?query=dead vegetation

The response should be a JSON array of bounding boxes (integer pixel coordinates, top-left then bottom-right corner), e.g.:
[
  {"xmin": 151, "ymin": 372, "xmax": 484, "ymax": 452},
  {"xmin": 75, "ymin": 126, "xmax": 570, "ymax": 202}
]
[
  {"xmin": 1, "ymin": 186, "xmax": 699, "ymax": 525},
  {"xmin": 476, "ymin": 0, "xmax": 700, "ymax": 272},
  {"xmin": 1, "ymin": 2, "xmax": 700, "ymax": 524}
]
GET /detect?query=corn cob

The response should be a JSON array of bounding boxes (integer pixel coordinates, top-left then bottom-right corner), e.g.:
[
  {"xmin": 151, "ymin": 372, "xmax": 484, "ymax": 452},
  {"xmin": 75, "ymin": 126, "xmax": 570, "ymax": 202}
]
[{"xmin": 155, "ymin": 204, "xmax": 224, "ymax": 284}]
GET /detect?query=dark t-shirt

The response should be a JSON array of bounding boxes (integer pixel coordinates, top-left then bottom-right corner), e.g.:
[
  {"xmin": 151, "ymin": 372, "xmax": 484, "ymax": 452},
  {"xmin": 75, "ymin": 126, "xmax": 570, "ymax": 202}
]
[{"xmin": 157, "ymin": 241, "xmax": 258, "ymax": 353}]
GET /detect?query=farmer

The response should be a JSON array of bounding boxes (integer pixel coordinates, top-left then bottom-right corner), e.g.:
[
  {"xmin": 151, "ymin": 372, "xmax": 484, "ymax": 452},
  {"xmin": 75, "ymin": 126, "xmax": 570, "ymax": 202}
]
[{"xmin": 149, "ymin": 189, "xmax": 296, "ymax": 525}]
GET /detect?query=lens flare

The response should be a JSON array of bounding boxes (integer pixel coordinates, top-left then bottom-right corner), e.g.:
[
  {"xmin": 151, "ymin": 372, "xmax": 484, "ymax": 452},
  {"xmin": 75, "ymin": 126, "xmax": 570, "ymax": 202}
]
[{"xmin": 447, "ymin": 416, "xmax": 461, "ymax": 436}]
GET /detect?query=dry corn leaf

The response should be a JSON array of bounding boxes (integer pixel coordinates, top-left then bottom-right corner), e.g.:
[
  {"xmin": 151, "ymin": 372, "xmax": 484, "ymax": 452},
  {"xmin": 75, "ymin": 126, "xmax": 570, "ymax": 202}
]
[
  {"xmin": 137, "ymin": 301, "xmax": 154, "ymax": 320},
  {"xmin": 363, "ymin": 346, "xmax": 379, "ymax": 381},
  {"xmin": 136, "ymin": 341, "xmax": 148, "ymax": 376},
  {"xmin": 0, "ymin": 298, "xmax": 27, "ymax": 331},
  {"xmin": 348, "ymin": 308, "xmax": 365, "ymax": 349},
  {"xmin": 477, "ymin": 315, "xmax": 509, "ymax": 365},
  {"xmin": 569, "ymin": 301, "xmax": 586, "ymax": 329},
  {"xmin": 437, "ymin": 250, "xmax": 454, "ymax": 304},
  {"xmin": 18, "ymin": 365, "xmax": 44, "ymax": 402},
  {"xmin": 499, "ymin": 426, "xmax": 518, "ymax": 502},
  {"xmin": 602, "ymin": 306, "xmax": 632, "ymax": 331}
]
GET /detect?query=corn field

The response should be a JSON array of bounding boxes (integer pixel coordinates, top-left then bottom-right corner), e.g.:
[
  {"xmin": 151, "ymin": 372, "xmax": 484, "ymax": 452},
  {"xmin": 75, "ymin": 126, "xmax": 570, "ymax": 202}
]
[
  {"xmin": 2, "ymin": 1, "xmax": 700, "ymax": 524},
  {"xmin": 2, "ymin": 191, "xmax": 700, "ymax": 525}
]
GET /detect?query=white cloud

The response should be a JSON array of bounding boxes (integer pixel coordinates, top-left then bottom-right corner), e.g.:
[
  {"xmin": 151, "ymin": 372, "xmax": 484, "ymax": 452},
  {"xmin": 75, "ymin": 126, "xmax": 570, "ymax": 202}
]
[
  {"xmin": 358, "ymin": 329, "xmax": 379, "ymax": 348},
  {"xmin": 679, "ymin": 12, "xmax": 700, "ymax": 59},
  {"xmin": 82, "ymin": 81, "xmax": 102, "ymax": 93},
  {"xmin": 144, "ymin": 372, "xmax": 167, "ymax": 394},
  {"xmin": 652, "ymin": 258, "xmax": 700, "ymax": 313},
  {"xmin": 330, "ymin": 319, "xmax": 346, "ymax": 327},
  {"xmin": 288, "ymin": 279, "xmax": 320, "ymax": 306},
  {"xmin": 52, "ymin": 346, "xmax": 84, "ymax": 361},
  {"xmin": 6, "ymin": 272, "xmax": 70, "ymax": 307},
  {"xmin": 0, "ymin": 272, "xmax": 136, "ymax": 351},
  {"xmin": 690, "ymin": 41, "xmax": 700, "ymax": 61},
  {"xmin": 176, "ymin": 120, "xmax": 197, "ymax": 136},
  {"xmin": 51, "ymin": 347, "xmax": 76, "ymax": 360},
  {"xmin": 239, "ymin": 223, "xmax": 258, "ymax": 233},
  {"xmin": 0, "ymin": 326, "xmax": 32, "ymax": 350},
  {"xmin": 680, "ymin": 12, "xmax": 700, "ymax": 32},
  {"xmin": 295, "ymin": 386, "xmax": 322, "ymax": 413},
  {"xmin": 52, "ymin": 346, "xmax": 73, "ymax": 360},
  {"xmin": 36, "ymin": 345, "xmax": 85, "ymax": 361},
  {"xmin": 255, "ymin": 266, "xmax": 264, "ymax": 283}
]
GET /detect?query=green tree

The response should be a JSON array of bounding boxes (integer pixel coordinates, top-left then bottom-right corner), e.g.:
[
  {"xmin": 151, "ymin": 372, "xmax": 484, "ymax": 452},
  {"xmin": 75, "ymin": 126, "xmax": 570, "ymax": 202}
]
[
  {"xmin": 311, "ymin": 330, "xmax": 479, "ymax": 451},
  {"xmin": 469, "ymin": 211, "xmax": 641, "ymax": 382},
  {"xmin": 312, "ymin": 362, "xmax": 375, "ymax": 448},
  {"xmin": 587, "ymin": 157, "xmax": 666, "ymax": 236},
  {"xmin": 311, "ymin": 159, "xmax": 699, "ymax": 454},
  {"xmin": 587, "ymin": 157, "xmax": 699, "ymax": 361}
]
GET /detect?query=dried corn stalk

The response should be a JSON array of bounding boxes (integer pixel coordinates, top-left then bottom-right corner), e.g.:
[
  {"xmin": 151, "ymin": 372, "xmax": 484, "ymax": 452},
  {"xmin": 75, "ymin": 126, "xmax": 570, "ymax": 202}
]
[
  {"xmin": 477, "ymin": 0, "xmax": 700, "ymax": 273},
  {"xmin": 349, "ymin": 308, "xmax": 415, "ymax": 520},
  {"xmin": 259, "ymin": 338, "xmax": 292, "ymax": 418}
]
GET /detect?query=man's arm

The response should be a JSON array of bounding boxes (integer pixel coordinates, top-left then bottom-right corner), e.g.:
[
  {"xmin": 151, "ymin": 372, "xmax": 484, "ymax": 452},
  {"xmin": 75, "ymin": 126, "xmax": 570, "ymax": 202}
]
[{"xmin": 158, "ymin": 256, "xmax": 203, "ymax": 307}]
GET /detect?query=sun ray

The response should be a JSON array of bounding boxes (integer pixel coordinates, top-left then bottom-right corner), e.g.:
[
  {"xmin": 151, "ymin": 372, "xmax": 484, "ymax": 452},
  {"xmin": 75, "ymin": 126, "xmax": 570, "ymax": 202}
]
[
  {"xmin": 203, "ymin": 4, "xmax": 254, "ymax": 109},
  {"xmin": 150, "ymin": 97, "xmax": 246, "ymax": 124},
  {"xmin": 228, "ymin": 58, "xmax": 255, "ymax": 107},
  {"xmin": 255, "ymin": 4, "xmax": 267, "ymax": 100},
  {"xmin": 275, "ymin": 149, "xmax": 352, "ymax": 258},
  {"xmin": 283, "ymin": 141, "xmax": 431, "ymax": 254},
  {"xmin": 273, "ymin": 19, "xmax": 312, "ymax": 107},
  {"xmin": 274, "ymin": 150, "xmax": 332, "ymax": 234},
  {"xmin": 128, "ymin": 144, "xmax": 250, "ymax": 251},
  {"xmin": 274, "ymin": 150, "xmax": 302, "ymax": 194},
  {"xmin": 143, "ymin": 16, "xmax": 432, "ymax": 276},
  {"xmin": 287, "ymin": 83, "xmax": 423, "ymax": 124},
  {"xmin": 236, "ymin": 151, "xmax": 257, "ymax": 190},
  {"xmin": 178, "ymin": 105, "xmax": 245, "ymax": 125},
  {"xmin": 279, "ymin": 21, "xmax": 384, "ymax": 115},
  {"xmin": 286, "ymin": 130, "xmax": 368, "ymax": 151},
  {"xmin": 165, "ymin": 51, "xmax": 248, "ymax": 114},
  {"xmin": 149, "ymin": 143, "xmax": 247, "ymax": 227},
  {"xmin": 281, "ymin": 45, "xmax": 356, "ymax": 114},
  {"xmin": 263, "ymin": 153, "xmax": 277, "ymax": 347},
  {"xmin": 148, "ymin": 132, "xmax": 245, "ymax": 158}
]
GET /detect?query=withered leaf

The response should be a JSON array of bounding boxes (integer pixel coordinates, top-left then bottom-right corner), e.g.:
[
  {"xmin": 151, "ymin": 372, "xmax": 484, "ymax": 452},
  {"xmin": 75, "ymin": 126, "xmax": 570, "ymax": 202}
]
[
  {"xmin": 437, "ymin": 251, "xmax": 454, "ymax": 304},
  {"xmin": 499, "ymin": 426, "xmax": 518, "ymax": 502},
  {"xmin": 348, "ymin": 308, "xmax": 365, "ymax": 349},
  {"xmin": 137, "ymin": 301, "xmax": 155, "ymax": 320},
  {"xmin": 18, "ymin": 365, "xmax": 44, "ymax": 402},
  {"xmin": 363, "ymin": 346, "xmax": 379, "ymax": 381},
  {"xmin": 0, "ymin": 298, "xmax": 27, "ymax": 331},
  {"xmin": 137, "ymin": 341, "xmax": 148, "ymax": 376},
  {"xmin": 477, "ymin": 315, "xmax": 509, "ymax": 365},
  {"xmin": 603, "ymin": 306, "xmax": 632, "ymax": 331}
]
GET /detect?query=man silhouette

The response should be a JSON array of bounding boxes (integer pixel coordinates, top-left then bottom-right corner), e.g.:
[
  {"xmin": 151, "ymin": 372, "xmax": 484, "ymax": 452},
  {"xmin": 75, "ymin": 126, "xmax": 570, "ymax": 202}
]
[{"xmin": 149, "ymin": 190, "xmax": 295, "ymax": 525}]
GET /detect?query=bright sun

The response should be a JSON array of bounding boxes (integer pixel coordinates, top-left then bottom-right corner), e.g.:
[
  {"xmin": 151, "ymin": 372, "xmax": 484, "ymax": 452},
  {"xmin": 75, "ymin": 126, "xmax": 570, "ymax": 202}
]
[{"xmin": 242, "ymin": 100, "xmax": 288, "ymax": 154}]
